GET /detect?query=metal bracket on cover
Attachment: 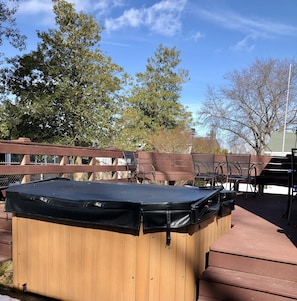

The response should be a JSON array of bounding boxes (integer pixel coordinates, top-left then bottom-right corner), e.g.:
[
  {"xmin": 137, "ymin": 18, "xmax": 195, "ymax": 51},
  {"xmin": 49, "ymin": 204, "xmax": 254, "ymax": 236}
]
[{"xmin": 166, "ymin": 211, "xmax": 171, "ymax": 246}]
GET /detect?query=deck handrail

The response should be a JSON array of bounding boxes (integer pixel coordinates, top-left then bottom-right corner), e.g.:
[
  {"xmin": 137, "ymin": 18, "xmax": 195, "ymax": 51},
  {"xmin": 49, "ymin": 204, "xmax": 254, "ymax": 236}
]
[
  {"xmin": 0, "ymin": 138, "xmax": 283, "ymax": 187},
  {"xmin": 0, "ymin": 138, "xmax": 126, "ymax": 184}
]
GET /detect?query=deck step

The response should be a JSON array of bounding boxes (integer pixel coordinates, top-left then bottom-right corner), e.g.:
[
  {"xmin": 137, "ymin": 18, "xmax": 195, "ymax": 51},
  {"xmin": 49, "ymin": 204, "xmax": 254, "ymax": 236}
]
[
  {"xmin": 208, "ymin": 250, "xmax": 297, "ymax": 282},
  {"xmin": 199, "ymin": 266, "xmax": 297, "ymax": 301}
]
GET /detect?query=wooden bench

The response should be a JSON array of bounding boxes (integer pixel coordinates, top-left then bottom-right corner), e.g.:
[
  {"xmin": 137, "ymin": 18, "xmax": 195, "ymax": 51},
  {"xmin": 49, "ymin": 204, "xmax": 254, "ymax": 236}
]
[
  {"xmin": 136, "ymin": 151, "xmax": 195, "ymax": 184},
  {"xmin": 256, "ymin": 156, "xmax": 291, "ymax": 194}
]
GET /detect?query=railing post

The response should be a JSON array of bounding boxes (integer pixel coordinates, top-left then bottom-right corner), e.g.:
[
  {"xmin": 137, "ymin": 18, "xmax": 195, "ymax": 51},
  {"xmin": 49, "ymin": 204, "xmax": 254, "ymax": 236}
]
[
  {"xmin": 21, "ymin": 154, "xmax": 30, "ymax": 183},
  {"xmin": 59, "ymin": 155, "xmax": 69, "ymax": 178},
  {"xmin": 112, "ymin": 157, "xmax": 119, "ymax": 180},
  {"xmin": 88, "ymin": 157, "xmax": 96, "ymax": 181}
]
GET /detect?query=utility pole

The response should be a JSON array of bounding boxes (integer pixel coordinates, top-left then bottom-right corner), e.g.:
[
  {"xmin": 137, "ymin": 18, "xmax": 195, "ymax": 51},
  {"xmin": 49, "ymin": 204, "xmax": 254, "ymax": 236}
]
[{"xmin": 282, "ymin": 63, "xmax": 292, "ymax": 155}]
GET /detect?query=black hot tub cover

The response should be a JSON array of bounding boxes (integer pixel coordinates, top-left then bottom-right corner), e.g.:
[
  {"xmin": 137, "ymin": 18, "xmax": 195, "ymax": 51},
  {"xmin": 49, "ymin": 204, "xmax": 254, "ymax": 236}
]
[{"xmin": 5, "ymin": 178, "xmax": 235, "ymax": 233}]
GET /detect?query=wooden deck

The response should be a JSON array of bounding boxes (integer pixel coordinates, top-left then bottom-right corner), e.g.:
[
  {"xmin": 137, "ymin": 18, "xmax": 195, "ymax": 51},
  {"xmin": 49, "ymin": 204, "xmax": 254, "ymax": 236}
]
[{"xmin": 198, "ymin": 191, "xmax": 297, "ymax": 300}]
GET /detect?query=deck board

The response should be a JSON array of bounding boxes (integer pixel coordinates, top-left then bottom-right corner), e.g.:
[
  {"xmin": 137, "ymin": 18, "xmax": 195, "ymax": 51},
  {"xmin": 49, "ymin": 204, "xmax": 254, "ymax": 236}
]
[{"xmin": 211, "ymin": 191, "xmax": 297, "ymax": 265}]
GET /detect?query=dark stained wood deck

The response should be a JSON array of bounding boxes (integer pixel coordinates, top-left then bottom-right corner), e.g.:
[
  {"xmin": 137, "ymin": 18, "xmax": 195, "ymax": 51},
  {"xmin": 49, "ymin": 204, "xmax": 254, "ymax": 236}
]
[
  {"xmin": 232, "ymin": 192, "xmax": 297, "ymax": 247},
  {"xmin": 199, "ymin": 191, "xmax": 297, "ymax": 300}
]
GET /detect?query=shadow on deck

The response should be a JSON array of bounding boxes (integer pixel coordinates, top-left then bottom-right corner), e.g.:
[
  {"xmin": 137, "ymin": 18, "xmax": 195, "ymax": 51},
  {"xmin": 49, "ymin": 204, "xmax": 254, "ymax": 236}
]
[{"xmin": 236, "ymin": 192, "xmax": 297, "ymax": 246}]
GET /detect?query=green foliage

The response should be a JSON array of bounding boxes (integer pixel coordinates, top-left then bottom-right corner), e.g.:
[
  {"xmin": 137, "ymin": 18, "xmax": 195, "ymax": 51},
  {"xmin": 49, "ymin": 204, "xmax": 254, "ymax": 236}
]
[
  {"xmin": 0, "ymin": 0, "xmax": 126, "ymax": 146},
  {"xmin": 0, "ymin": 2, "xmax": 191, "ymax": 150},
  {"xmin": 0, "ymin": 0, "xmax": 26, "ymax": 54},
  {"xmin": 116, "ymin": 44, "xmax": 192, "ymax": 150}
]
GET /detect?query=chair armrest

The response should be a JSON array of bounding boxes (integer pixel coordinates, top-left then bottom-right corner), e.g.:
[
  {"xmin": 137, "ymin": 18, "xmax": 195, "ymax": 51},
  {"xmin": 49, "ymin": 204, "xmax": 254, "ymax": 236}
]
[{"xmin": 136, "ymin": 162, "xmax": 156, "ymax": 180}]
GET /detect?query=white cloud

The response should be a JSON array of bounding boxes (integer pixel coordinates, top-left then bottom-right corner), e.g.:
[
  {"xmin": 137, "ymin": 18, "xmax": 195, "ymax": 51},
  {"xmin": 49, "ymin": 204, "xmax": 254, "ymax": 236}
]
[
  {"xmin": 18, "ymin": 0, "xmax": 97, "ymax": 14},
  {"xmin": 71, "ymin": 0, "xmax": 93, "ymax": 11},
  {"xmin": 105, "ymin": 0, "xmax": 187, "ymax": 36},
  {"xmin": 231, "ymin": 34, "xmax": 256, "ymax": 52},
  {"xmin": 16, "ymin": 0, "xmax": 107, "ymax": 27},
  {"xmin": 18, "ymin": 0, "xmax": 53, "ymax": 15},
  {"xmin": 17, "ymin": 0, "xmax": 187, "ymax": 36},
  {"xmin": 194, "ymin": 6, "xmax": 297, "ymax": 53},
  {"xmin": 111, "ymin": 8, "xmax": 143, "ymax": 29},
  {"xmin": 93, "ymin": 1, "xmax": 108, "ymax": 10},
  {"xmin": 17, "ymin": 0, "xmax": 127, "ymax": 27},
  {"xmin": 197, "ymin": 8, "xmax": 297, "ymax": 38},
  {"xmin": 192, "ymin": 31, "xmax": 204, "ymax": 42},
  {"xmin": 93, "ymin": 0, "xmax": 125, "ymax": 16}
]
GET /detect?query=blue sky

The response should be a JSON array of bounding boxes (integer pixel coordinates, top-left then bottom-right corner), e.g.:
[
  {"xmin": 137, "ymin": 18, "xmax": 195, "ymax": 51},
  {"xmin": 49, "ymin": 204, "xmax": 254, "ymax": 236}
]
[{"xmin": 4, "ymin": 0, "xmax": 297, "ymax": 126}]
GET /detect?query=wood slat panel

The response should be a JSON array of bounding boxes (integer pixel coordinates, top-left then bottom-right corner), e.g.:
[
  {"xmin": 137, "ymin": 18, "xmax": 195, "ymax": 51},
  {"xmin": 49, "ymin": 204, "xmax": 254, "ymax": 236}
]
[
  {"xmin": 136, "ymin": 151, "xmax": 196, "ymax": 182},
  {"xmin": 135, "ymin": 226, "xmax": 150, "ymax": 301},
  {"xmin": 12, "ymin": 215, "xmax": 232, "ymax": 301},
  {"xmin": 174, "ymin": 232, "xmax": 187, "ymax": 301},
  {"xmin": 148, "ymin": 232, "xmax": 161, "ymax": 301}
]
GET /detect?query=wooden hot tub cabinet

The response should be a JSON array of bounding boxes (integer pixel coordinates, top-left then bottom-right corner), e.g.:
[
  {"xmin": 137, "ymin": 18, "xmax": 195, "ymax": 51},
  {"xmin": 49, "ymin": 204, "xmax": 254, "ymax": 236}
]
[{"xmin": 6, "ymin": 179, "xmax": 235, "ymax": 301}]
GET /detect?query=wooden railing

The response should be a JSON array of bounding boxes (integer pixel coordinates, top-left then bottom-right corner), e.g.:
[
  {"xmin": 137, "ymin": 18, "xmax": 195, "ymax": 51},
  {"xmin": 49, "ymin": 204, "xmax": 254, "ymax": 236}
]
[
  {"xmin": 0, "ymin": 138, "xmax": 288, "ymax": 190},
  {"xmin": 0, "ymin": 138, "xmax": 127, "ymax": 185}
]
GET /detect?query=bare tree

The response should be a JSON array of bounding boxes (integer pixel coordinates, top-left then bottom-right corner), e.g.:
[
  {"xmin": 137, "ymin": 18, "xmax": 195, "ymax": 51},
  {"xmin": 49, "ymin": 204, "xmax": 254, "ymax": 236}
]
[{"xmin": 198, "ymin": 58, "xmax": 297, "ymax": 155}]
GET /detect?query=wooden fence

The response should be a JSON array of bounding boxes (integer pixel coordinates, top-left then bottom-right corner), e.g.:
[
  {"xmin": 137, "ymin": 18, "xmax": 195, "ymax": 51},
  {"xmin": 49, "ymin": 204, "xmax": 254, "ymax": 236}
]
[
  {"xmin": 0, "ymin": 138, "xmax": 286, "ymax": 190},
  {"xmin": 0, "ymin": 138, "xmax": 127, "ymax": 185}
]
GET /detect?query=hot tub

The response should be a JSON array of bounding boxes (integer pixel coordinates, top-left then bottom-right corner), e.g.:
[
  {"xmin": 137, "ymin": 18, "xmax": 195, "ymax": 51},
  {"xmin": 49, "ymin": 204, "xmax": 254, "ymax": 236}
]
[{"xmin": 6, "ymin": 178, "xmax": 235, "ymax": 301}]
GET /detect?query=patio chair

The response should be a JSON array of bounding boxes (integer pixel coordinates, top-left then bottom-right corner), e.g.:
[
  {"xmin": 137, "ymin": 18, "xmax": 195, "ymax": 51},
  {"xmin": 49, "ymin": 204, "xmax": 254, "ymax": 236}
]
[
  {"xmin": 286, "ymin": 148, "xmax": 297, "ymax": 224},
  {"xmin": 123, "ymin": 151, "xmax": 138, "ymax": 182},
  {"xmin": 192, "ymin": 153, "xmax": 224, "ymax": 187},
  {"xmin": 225, "ymin": 154, "xmax": 257, "ymax": 196},
  {"xmin": 123, "ymin": 151, "xmax": 156, "ymax": 183}
]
